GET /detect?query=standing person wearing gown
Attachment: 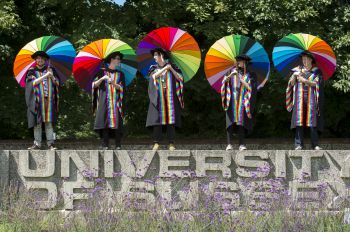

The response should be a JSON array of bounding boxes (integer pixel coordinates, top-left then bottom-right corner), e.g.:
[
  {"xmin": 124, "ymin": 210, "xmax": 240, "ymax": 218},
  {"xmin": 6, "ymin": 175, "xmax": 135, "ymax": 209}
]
[
  {"xmin": 286, "ymin": 51, "xmax": 324, "ymax": 150},
  {"xmin": 26, "ymin": 51, "xmax": 60, "ymax": 150},
  {"xmin": 221, "ymin": 55, "xmax": 257, "ymax": 151},
  {"xmin": 92, "ymin": 51, "xmax": 125, "ymax": 150},
  {"xmin": 146, "ymin": 48, "xmax": 184, "ymax": 151}
]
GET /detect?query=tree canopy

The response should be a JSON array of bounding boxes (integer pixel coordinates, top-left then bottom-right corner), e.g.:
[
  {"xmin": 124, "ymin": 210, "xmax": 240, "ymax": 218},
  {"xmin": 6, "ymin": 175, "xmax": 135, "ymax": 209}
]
[{"xmin": 0, "ymin": 0, "xmax": 349, "ymax": 139}]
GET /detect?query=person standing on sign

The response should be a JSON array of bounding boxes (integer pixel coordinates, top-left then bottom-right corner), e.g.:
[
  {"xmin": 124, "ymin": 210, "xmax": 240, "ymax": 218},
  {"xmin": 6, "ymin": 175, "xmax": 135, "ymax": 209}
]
[
  {"xmin": 92, "ymin": 51, "xmax": 125, "ymax": 150},
  {"xmin": 146, "ymin": 48, "xmax": 184, "ymax": 151},
  {"xmin": 286, "ymin": 51, "xmax": 324, "ymax": 150},
  {"xmin": 25, "ymin": 51, "xmax": 60, "ymax": 150},
  {"xmin": 221, "ymin": 55, "xmax": 257, "ymax": 151}
]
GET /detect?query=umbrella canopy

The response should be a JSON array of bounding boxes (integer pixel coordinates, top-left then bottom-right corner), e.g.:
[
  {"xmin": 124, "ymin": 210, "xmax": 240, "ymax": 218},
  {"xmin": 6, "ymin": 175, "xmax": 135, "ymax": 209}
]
[
  {"xmin": 13, "ymin": 36, "xmax": 76, "ymax": 87},
  {"xmin": 272, "ymin": 33, "xmax": 336, "ymax": 80},
  {"xmin": 204, "ymin": 34, "xmax": 270, "ymax": 93},
  {"xmin": 73, "ymin": 39, "xmax": 137, "ymax": 92},
  {"xmin": 136, "ymin": 27, "xmax": 201, "ymax": 82}
]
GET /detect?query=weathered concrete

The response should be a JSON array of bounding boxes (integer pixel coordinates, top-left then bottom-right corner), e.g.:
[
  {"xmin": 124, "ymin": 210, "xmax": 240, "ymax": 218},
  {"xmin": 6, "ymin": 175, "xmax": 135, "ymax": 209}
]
[
  {"xmin": 0, "ymin": 150, "xmax": 9, "ymax": 199},
  {"xmin": 1, "ymin": 139, "xmax": 350, "ymax": 150},
  {"xmin": 1, "ymin": 150, "xmax": 350, "ymax": 210}
]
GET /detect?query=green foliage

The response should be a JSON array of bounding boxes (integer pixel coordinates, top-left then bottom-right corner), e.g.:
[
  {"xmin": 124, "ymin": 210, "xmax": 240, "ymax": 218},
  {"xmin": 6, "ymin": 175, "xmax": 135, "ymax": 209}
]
[
  {"xmin": 0, "ymin": 0, "xmax": 22, "ymax": 35},
  {"xmin": 0, "ymin": 0, "xmax": 349, "ymax": 139}
]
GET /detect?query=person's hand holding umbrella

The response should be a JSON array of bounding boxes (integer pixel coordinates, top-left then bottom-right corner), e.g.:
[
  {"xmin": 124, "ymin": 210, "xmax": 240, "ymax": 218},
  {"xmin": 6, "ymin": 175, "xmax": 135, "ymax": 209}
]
[
  {"xmin": 151, "ymin": 65, "xmax": 170, "ymax": 80},
  {"xmin": 224, "ymin": 68, "xmax": 239, "ymax": 82},
  {"xmin": 92, "ymin": 75, "xmax": 110, "ymax": 88},
  {"xmin": 240, "ymin": 76, "xmax": 250, "ymax": 89},
  {"xmin": 166, "ymin": 64, "xmax": 183, "ymax": 82}
]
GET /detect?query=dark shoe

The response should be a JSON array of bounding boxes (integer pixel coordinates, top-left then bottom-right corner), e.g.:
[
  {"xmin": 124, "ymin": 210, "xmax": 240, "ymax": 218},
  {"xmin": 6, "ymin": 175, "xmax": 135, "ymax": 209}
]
[
  {"xmin": 98, "ymin": 141, "xmax": 109, "ymax": 150},
  {"xmin": 28, "ymin": 144, "xmax": 41, "ymax": 150}
]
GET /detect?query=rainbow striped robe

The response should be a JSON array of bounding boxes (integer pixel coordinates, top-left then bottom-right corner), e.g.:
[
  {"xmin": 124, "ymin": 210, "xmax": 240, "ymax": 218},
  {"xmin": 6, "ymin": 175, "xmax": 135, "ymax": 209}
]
[
  {"xmin": 221, "ymin": 69, "xmax": 253, "ymax": 128},
  {"xmin": 146, "ymin": 63, "xmax": 184, "ymax": 127},
  {"xmin": 25, "ymin": 66, "xmax": 60, "ymax": 128},
  {"xmin": 286, "ymin": 67, "xmax": 321, "ymax": 128},
  {"xmin": 92, "ymin": 68, "xmax": 124, "ymax": 130}
]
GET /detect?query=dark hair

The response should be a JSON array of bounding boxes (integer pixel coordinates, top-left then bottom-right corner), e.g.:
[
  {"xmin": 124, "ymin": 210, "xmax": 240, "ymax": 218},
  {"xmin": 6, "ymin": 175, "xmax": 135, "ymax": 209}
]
[
  {"xmin": 150, "ymin": 47, "xmax": 169, "ymax": 59},
  {"xmin": 31, "ymin": 51, "xmax": 50, "ymax": 59},
  {"xmin": 104, "ymin": 51, "xmax": 123, "ymax": 63},
  {"xmin": 235, "ymin": 54, "xmax": 252, "ymax": 63}
]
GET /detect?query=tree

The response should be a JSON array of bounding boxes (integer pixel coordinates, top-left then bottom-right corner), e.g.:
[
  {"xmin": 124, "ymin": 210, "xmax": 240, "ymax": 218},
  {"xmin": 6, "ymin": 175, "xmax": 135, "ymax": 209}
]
[{"xmin": 0, "ymin": 0, "xmax": 349, "ymax": 139}]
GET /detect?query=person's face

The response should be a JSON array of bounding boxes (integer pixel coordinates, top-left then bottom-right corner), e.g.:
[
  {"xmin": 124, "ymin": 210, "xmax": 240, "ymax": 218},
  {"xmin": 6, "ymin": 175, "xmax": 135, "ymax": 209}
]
[
  {"xmin": 237, "ymin": 60, "xmax": 246, "ymax": 68},
  {"xmin": 110, "ymin": 55, "xmax": 121, "ymax": 67},
  {"xmin": 153, "ymin": 52, "xmax": 164, "ymax": 64},
  {"xmin": 35, "ymin": 56, "xmax": 46, "ymax": 67},
  {"xmin": 302, "ymin": 55, "xmax": 313, "ymax": 67}
]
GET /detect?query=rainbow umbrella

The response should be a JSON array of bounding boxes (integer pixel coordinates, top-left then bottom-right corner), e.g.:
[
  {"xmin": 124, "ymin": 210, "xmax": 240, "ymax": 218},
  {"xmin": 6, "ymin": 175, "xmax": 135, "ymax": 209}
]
[
  {"xmin": 272, "ymin": 33, "xmax": 336, "ymax": 80},
  {"xmin": 73, "ymin": 39, "xmax": 137, "ymax": 92},
  {"xmin": 204, "ymin": 34, "xmax": 270, "ymax": 93},
  {"xmin": 136, "ymin": 27, "xmax": 201, "ymax": 82},
  {"xmin": 13, "ymin": 36, "xmax": 75, "ymax": 87}
]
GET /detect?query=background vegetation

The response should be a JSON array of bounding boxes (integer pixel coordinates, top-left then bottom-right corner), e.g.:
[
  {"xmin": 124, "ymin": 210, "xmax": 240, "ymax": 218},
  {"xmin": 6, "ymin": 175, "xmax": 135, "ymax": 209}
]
[{"xmin": 0, "ymin": 0, "xmax": 349, "ymax": 139}]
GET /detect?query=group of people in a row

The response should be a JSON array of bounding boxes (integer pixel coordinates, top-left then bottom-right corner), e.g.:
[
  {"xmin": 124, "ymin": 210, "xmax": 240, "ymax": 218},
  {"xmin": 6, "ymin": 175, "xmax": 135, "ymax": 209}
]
[{"xmin": 25, "ymin": 47, "xmax": 324, "ymax": 151}]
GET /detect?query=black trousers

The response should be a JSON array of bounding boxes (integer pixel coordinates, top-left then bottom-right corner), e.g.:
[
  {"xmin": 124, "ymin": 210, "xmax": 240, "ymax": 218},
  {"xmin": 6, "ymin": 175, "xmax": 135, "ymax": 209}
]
[
  {"xmin": 153, "ymin": 125, "xmax": 175, "ymax": 144},
  {"xmin": 227, "ymin": 125, "xmax": 245, "ymax": 145},
  {"xmin": 294, "ymin": 91, "xmax": 319, "ymax": 149},
  {"xmin": 101, "ymin": 128, "xmax": 122, "ymax": 147},
  {"xmin": 295, "ymin": 126, "xmax": 318, "ymax": 148}
]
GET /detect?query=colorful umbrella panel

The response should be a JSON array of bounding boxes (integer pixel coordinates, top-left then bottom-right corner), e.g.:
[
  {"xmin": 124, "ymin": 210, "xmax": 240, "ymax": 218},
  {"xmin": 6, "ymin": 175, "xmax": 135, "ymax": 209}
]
[
  {"xmin": 205, "ymin": 34, "xmax": 270, "ymax": 93},
  {"xmin": 137, "ymin": 27, "xmax": 201, "ymax": 82},
  {"xmin": 272, "ymin": 33, "xmax": 336, "ymax": 80},
  {"xmin": 73, "ymin": 39, "xmax": 138, "ymax": 92},
  {"xmin": 13, "ymin": 36, "xmax": 76, "ymax": 87}
]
